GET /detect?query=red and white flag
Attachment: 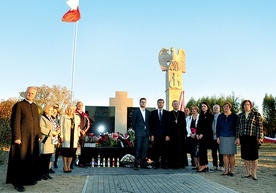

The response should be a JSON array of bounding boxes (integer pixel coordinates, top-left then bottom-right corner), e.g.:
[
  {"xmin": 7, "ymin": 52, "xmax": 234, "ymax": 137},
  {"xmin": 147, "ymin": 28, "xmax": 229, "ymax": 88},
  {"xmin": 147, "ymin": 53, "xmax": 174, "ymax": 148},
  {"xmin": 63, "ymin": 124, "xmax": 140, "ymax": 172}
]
[
  {"xmin": 178, "ymin": 91, "xmax": 185, "ymax": 112},
  {"xmin": 62, "ymin": 0, "xmax": 81, "ymax": 22}
]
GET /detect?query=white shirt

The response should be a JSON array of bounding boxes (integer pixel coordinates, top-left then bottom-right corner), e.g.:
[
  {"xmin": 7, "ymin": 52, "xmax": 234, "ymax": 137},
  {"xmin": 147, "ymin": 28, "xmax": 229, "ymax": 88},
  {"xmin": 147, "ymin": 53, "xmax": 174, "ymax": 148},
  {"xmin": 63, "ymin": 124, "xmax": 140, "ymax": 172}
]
[{"xmin": 140, "ymin": 107, "xmax": 146, "ymax": 121}]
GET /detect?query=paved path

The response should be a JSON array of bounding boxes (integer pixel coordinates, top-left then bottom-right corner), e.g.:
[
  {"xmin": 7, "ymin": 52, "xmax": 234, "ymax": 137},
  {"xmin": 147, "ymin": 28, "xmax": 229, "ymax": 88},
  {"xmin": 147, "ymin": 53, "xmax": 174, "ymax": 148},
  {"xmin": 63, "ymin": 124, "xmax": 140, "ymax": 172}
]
[
  {"xmin": 81, "ymin": 173, "xmax": 237, "ymax": 193},
  {"xmin": 54, "ymin": 160, "xmax": 237, "ymax": 193}
]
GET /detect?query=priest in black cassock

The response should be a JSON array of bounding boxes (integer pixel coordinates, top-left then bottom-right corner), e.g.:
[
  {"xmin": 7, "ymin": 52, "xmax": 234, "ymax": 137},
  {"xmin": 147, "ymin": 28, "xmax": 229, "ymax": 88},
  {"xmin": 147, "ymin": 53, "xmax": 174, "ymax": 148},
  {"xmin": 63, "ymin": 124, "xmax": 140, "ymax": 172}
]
[
  {"xmin": 6, "ymin": 86, "xmax": 41, "ymax": 192},
  {"xmin": 167, "ymin": 100, "xmax": 187, "ymax": 169}
]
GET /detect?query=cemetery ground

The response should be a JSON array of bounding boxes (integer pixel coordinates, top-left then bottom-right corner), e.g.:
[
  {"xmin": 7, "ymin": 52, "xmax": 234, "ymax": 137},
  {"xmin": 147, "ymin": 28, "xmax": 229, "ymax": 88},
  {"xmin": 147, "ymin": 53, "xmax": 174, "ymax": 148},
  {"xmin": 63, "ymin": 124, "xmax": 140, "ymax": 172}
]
[{"xmin": 0, "ymin": 143, "xmax": 275, "ymax": 193}]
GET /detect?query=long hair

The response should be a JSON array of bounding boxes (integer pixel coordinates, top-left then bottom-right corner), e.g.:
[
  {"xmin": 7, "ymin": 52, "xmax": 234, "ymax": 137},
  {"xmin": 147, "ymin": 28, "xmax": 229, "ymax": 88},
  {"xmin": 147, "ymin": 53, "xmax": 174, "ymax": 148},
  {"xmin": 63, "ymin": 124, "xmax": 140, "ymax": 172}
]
[{"xmin": 200, "ymin": 101, "xmax": 212, "ymax": 115}]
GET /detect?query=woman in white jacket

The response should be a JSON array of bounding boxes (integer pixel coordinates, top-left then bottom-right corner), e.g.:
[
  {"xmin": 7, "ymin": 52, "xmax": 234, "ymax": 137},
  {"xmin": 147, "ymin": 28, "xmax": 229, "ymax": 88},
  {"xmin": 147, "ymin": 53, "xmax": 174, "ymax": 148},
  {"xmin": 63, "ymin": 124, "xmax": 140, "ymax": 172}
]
[
  {"xmin": 186, "ymin": 105, "xmax": 200, "ymax": 169},
  {"xmin": 60, "ymin": 106, "xmax": 81, "ymax": 173}
]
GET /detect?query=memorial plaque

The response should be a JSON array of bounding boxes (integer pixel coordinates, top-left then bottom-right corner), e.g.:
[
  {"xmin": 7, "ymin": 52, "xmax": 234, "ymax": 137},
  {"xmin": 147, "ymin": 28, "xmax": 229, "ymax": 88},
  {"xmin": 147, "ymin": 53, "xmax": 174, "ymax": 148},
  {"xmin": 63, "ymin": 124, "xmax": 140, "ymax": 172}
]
[{"xmin": 85, "ymin": 106, "xmax": 115, "ymax": 135}]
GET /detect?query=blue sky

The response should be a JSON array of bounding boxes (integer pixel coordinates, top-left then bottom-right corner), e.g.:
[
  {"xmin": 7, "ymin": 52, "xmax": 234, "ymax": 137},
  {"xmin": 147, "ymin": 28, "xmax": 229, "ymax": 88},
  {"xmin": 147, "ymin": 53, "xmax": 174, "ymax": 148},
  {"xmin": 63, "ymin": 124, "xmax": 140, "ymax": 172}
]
[{"xmin": 1, "ymin": 0, "xmax": 275, "ymax": 112}]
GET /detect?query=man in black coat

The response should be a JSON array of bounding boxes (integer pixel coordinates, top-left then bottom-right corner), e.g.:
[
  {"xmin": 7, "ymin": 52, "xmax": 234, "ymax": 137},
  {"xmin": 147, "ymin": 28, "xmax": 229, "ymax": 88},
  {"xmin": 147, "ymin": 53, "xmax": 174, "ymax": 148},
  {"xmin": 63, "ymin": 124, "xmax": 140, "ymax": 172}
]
[
  {"xmin": 6, "ymin": 86, "xmax": 42, "ymax": 192},
  {"xmin": 150, "ymin": 99, "xmax": 170, "ymax": 169},
  {"xmin": 131, "ymin": 98, "xmax": 150, "ymax": 170}
]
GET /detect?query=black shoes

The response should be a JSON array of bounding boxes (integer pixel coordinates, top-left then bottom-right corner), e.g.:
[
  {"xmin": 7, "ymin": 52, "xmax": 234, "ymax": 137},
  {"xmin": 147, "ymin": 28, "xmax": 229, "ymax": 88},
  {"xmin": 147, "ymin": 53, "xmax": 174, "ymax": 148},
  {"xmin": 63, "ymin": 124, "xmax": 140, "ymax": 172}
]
[
  {"xmin": 133, "ymin": 166, "xmax": 138, "ymax": 170},
  {"xmin": 49, "ymin": 168, "xmax": 55, "ymax": 173},
  {"xmin": 45, "ymin": 174, "xmax": 52, "ymax": 179},
  {"xmin": 196, "ymin": 167, "xmax": 209, "ymax": 173},
  {"xmin": 14, "ymin": 185, "xmax": 25, "ymax": 192},
  {"xmin": 42, "ymin": 174, "xmax": 52, "ymax": 180}
]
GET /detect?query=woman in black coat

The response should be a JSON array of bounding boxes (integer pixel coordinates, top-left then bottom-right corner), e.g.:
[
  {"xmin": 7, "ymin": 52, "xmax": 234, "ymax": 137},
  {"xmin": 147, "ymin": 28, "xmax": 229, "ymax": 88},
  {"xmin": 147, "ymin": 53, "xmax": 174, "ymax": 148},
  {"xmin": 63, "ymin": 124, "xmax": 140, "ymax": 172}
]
[{"xmin": 196, "ymin": 102, "xmax": 214, "ymax": 172}]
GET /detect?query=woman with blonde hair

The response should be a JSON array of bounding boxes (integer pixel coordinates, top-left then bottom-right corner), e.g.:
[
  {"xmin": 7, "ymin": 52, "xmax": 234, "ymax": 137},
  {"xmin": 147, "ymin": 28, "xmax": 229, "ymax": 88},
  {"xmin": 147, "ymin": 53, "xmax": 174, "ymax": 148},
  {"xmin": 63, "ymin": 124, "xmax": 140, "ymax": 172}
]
[
  {"xmin": 186, "ymin": 105, "xmax": 200, "ymax": 169},
  {"xmin": 60, "ymin": 105, "xmax": 81, "ymax": 173},
  {"xmin": 40, "ymin": 105, "xmax": 59, "ymax": 180}
]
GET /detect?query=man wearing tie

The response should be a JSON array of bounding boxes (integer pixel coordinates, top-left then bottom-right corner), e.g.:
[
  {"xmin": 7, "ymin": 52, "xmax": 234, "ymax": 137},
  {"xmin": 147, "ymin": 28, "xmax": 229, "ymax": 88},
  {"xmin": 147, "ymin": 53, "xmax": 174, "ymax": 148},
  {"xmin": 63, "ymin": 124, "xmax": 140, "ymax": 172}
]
[
  {"xmin": 150, "ymin": 99, "xmax": 170, "ymax": 169},
  {"xmin": 132, "ymin": 98, "xmax": 150, "ymax": 170}
]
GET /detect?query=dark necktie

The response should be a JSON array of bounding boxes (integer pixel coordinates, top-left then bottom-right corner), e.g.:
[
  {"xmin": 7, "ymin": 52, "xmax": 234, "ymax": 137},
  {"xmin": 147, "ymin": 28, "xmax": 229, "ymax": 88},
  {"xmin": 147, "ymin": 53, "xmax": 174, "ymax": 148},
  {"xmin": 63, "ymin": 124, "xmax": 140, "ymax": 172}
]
[{"xmin": 159, "ymin": 110, "xmax": 162, "ymax": 120}]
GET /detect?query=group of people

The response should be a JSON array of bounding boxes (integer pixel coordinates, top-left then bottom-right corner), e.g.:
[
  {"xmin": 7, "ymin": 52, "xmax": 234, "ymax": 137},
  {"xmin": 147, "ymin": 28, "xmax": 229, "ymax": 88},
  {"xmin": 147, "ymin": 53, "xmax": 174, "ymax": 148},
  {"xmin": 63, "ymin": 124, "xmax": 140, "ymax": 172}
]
[
  {"xmin": 132, "ymin": 97, "xmax": 263, "ymax": 182},
  {"xmin": 6, "ymin": 86, "xmax": 90, "ymax": 192},
  {"xmin": 6, "ymin": 86, "xmax": 264, "ymax": 192}
]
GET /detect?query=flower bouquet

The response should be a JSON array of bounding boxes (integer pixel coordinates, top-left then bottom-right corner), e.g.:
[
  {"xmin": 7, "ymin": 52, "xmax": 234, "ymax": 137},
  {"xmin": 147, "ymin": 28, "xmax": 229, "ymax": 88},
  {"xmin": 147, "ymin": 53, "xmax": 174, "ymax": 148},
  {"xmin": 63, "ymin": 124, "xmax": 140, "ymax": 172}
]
[{"xmin": 120, "ymin": 154, "xmax": 135, "ymax": 167}]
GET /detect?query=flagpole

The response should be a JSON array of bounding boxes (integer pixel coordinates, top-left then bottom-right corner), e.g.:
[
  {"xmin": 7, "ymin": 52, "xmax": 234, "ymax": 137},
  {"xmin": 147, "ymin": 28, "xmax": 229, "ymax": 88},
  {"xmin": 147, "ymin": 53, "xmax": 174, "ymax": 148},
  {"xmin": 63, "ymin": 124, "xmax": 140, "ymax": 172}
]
[{"xmin": 70, "ymin": 21, "xmax": 78, "ymax": 103}]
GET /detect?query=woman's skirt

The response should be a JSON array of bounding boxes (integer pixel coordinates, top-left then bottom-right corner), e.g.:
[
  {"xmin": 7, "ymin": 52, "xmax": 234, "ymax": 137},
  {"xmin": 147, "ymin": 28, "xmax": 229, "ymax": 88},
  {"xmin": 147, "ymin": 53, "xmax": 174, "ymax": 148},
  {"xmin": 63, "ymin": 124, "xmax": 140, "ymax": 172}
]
[
  {"xmin": 219, "ymin": 136, "xmax": 237, "ymax": 155},
  {"xmin": 240, "ymin": 135, "xmax": 259, "ymax": 160},
  {"xmin": 61, "ymin": 147, "xmax": 77, "ymax": 157}
]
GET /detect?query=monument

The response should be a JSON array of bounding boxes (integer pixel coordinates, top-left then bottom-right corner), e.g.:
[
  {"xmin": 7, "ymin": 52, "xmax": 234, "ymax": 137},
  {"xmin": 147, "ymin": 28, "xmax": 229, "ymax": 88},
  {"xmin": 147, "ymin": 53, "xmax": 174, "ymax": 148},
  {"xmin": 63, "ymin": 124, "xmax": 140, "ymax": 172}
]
[
  {"xmin": 158, "ymin": 47, "xmax": 186, "ymax": 111},
  {"xmin": 109, "ymin": 91, "xmax": 133, "ymax": 134}
]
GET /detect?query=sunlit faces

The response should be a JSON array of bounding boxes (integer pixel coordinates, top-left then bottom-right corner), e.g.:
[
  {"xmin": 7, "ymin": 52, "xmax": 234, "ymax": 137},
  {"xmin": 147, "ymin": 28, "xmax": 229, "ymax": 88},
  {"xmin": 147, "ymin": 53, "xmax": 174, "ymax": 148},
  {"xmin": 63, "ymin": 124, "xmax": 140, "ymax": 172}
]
[
  {"xmin": 184, "ymin": 108, "xmax": 190, "ymax": 116},
  {"xmin": 172, "ymin": 101, "xmax": 179, "ymax": 110},
  {"xmin": 213, "ymin": 105, "xmax": 220, "ymax": 114},
  {"xmin": 243, "ymin": 101, "xmax": 252, "ymax": 112},
  {"xmin": 223, "ymin": 104, "xmax": 231, "ymax": 113},
  {"xmin": 76, "ymin": 102, "xmax": 83, "ymax": 111},
  {"xmin": 66, "ymin": 106, "xmax": 75, "ymax": 116},
  {"xmin": 157, "ymin": 100, "xmax": 164, "ymax": 109},
  {"xmin": 140, "ymin": 99, "xmax": 147, "ymax": 108},
  {"xmin": 201, "ymin": 104, "xmax": 208, "ymax": 112},
  {"xmin": 25, "ymin": 87, "xmax": 36, "ymax": 102},
  {"xmin": 44, "ymin": 106, "xmax": 53, "ymax": 116},
  {"xmin": 52, "ymin": 108, "xmax": 58, "ymax": 117}
]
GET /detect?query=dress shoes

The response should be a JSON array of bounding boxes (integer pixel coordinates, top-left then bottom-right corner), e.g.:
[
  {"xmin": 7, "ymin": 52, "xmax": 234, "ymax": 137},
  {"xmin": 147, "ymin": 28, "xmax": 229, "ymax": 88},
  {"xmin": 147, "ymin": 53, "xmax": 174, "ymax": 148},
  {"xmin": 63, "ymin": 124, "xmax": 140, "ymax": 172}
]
[
  {"xmin": 133, "ymin": 166, "xmax": 138, "ymax": 170},
  {"xmin": 36, "ymin": 176, "xmax": 42, "ymax": 181},
  {"xmin": 196, "ymin": 167, "xmax": 209, "ymax": 173},
  {"xmin": 49, "ymin": 168, "xmax": 55, "ymax": 173},
  {"xmin": 14, "ymin": 185, "xmax": 25, "ymax": 192},
  {"xmin": 41, "ymin": 175, "xmax": 48, "ymax": 180},
  {"xmin": 45, "ymin": 174, "xmax": 52, "ymax": 179}
]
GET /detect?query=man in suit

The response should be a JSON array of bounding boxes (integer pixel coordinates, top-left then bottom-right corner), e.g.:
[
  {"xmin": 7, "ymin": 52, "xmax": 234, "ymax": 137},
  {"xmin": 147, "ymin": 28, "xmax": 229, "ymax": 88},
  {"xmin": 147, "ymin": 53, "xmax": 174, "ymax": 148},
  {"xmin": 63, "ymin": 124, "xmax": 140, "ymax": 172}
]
[
  {"xmin": 168, "ymin": 100, "xmax": 187, "ymax": 169},
  {"xmin": 132, "ymin": 98, "xmax": 150, "ymax": 170},
  {"xmin": 150, "ymin": 99, "xmax": 170, "ymax": 169}
]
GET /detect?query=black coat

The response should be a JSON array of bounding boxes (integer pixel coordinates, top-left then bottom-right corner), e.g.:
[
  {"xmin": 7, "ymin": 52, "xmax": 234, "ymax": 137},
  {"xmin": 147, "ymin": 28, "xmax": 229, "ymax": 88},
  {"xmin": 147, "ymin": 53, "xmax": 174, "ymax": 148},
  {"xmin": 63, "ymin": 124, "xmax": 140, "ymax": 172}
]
[
  {"xmin": 197, "ymin": 112, "xmax": 214, "ymax": 148},
  {"xmin": 6, "ymin": 100, "xmax": 41, "ymax": 185}
]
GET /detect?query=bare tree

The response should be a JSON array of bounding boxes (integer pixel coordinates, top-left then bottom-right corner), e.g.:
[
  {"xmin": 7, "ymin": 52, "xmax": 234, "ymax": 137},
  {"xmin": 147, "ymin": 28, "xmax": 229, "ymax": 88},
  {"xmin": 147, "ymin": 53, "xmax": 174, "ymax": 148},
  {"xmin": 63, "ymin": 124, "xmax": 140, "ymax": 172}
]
[{"xmin": 19, "ymin": 85, "xmax": 73, "ymax": 113}]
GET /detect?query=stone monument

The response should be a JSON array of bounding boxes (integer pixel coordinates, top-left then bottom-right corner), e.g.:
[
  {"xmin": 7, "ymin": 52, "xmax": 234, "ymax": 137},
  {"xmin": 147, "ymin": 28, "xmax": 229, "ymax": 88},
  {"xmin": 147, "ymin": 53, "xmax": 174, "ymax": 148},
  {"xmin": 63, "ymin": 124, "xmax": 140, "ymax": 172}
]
[
  {"xmin": 158, "ymin": 47, "xmax": 186, "ymax": 111},
  {"xmin": 109, "ymin": 91, "xmax": 133, "ymax": 134}
]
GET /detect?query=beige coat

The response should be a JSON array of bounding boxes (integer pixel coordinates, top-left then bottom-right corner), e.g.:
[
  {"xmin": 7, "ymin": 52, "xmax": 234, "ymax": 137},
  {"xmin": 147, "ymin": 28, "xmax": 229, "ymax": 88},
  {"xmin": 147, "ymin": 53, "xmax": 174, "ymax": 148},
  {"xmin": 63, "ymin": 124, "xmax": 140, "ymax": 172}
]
[
  {"xmin": 40, "ymin": 115, "xmax": 55, "ymax": 154},
  {"xmin": 60, "ymin": 114, "xmax": 81, "ymax": 148}
]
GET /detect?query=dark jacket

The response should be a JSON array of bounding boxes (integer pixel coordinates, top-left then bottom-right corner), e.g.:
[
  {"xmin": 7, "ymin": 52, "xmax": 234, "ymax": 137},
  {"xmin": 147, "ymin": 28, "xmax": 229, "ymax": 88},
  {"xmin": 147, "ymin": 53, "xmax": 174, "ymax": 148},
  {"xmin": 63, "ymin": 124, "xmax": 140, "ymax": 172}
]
[
  {"xmin": 150, "ymin": 109, "xmax": 169, "ymax": 139},
  {"xmin": 131, "ymin": 108, "xmax": 150, "ymax": 137}
]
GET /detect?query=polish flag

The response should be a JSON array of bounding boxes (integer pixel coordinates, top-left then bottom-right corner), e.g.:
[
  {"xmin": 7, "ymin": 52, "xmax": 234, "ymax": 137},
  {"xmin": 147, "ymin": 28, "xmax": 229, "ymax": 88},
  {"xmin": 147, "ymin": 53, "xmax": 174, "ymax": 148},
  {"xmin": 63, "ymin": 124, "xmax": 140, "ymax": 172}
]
[
  {"xmin": 178, "ymin": 91, "xmax": 185, "ymax": 112},
  {"xmin": 62, "ymin": 0, "xmax": 81, "ymax": 22}
]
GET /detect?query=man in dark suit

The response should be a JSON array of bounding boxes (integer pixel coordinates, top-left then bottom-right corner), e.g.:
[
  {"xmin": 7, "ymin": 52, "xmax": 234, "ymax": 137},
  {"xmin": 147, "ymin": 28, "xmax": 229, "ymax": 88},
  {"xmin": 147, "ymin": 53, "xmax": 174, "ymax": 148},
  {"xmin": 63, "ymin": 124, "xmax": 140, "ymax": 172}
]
[
  {"xmin": 132, "ymin": 98, "xmax": 150, "ymax": 170},
  {"xmin": 150, "ymin": 99, "xmax": 170, "ymax": 169},
  {"xmin": 168, "ymin": 100, "xmax": 187, "ymax": 169}
]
